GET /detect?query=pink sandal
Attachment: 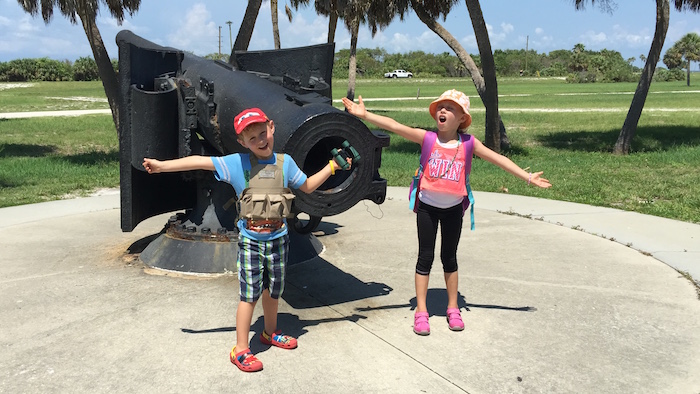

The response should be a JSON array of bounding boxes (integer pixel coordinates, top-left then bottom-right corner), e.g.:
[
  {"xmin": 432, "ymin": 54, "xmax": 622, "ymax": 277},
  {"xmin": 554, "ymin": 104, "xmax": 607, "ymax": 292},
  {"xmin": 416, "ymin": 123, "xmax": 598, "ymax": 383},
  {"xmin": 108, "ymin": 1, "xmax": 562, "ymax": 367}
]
[
  {"xmin": 413, "ymin": 312, "xmax": 430, "ymax": 335},
  {"xmin": 446, "ymin": 308, "xmax": 464, "ymax": 331}
]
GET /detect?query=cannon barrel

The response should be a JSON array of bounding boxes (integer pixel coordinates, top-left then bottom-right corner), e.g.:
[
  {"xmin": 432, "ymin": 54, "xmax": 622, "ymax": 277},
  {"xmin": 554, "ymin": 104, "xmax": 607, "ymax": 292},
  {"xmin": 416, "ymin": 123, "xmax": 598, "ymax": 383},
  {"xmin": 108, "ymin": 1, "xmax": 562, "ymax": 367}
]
[{"xmin": 116, "ymin": 30, "xmax": 389, "ymax": 273}]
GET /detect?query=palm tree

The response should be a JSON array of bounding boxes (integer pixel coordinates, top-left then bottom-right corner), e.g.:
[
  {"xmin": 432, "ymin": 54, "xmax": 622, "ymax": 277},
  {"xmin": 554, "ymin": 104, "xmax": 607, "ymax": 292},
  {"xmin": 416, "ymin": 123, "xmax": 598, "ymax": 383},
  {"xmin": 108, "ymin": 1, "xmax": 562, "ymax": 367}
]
[
  {"xmin": 289, "ymin": 0, "xmax": 340, "ymax": 44},
  {"xmin": 341, "ymin": 2, "xmax": 367, "ymax": 100},
  {"xmin": 290, "ymin": 0, "xmax": 376, "ymax": 99},
  {"xmin": 17, "ymin": 0, "xmax": 141, "ymax": 133},
  {"xmin": 575, "ymin": 0, "xmax": 700, "ymax": 154},
  {"xmin": 234, "ymin": 0, "xmax": 263, "ymax": 52},
  {"xmin": 663, "ymin": 32, "xmax": 700, "ymax": 86},
  {"xmin": 271, "ymin": 0, "xmax": 281, "ymax": 49},
  {"xmin": 410, "ymin": 0, "xmax": 509, "ymax": 151},
  {"xmin": 615, "ymin": 0, "xmax": 668, "ymax": 154},
  {"xmin": 465, "ymin": 0, "xmax": 504, "ymax": 151}
]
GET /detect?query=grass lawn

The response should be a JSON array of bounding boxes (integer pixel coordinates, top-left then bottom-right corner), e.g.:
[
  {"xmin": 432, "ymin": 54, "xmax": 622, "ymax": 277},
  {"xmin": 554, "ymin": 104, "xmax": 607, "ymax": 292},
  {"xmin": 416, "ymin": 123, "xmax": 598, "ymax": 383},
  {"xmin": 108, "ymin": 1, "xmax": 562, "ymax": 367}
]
[{"xmin": 1, "ymin": 77, "xmax": 698, "ymax": 224}]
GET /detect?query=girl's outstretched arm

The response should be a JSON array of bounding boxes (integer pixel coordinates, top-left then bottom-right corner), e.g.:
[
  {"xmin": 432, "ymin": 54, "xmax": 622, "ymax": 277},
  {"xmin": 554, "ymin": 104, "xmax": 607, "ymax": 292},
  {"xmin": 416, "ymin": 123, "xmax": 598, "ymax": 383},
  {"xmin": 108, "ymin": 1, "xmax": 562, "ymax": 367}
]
[
  {"xmin": 142, "ymin": 155, "xmax": 215, "ymax": 174},
  {"xmin": 472, "ymin": 137, "xmax": 552, "ymax": 188},
  {"xmin": 342, "ymin": 96, "xmax": 426, "ymax": 144}
]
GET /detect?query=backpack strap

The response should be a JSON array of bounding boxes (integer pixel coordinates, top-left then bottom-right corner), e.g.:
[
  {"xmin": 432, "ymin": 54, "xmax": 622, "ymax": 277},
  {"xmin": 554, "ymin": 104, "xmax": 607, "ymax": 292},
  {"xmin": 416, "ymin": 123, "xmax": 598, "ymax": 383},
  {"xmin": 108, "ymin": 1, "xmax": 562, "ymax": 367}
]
[
  {"xmin": 409, "ymin": 131, "xmax": 438, "ymax": 212},
  {"xmin": 460, "ymin": 134, "xmax": 475, "ymax": 230},
  {"xmin": 419, "ymin": 131, "xmax": 437, "ymax": 168}
]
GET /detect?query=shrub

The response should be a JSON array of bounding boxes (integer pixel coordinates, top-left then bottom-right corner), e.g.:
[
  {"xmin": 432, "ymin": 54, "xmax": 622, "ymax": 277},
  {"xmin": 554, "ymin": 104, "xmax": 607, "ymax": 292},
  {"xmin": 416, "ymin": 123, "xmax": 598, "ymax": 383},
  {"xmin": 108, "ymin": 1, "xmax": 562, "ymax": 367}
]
[
  {"xmin": 35, "ymin": 58, "xmax": 72, "ymax": 81},
  {"xmin": 653, "ymin": 68, "xmax": 685, "ymax": 82},
  {"xmin": 73, "ymin": 57, "xmax": 99, "ymax": 81},
  {"xmin": 566, "ymin": 71, "xmax": 598, "ymax": 83}
]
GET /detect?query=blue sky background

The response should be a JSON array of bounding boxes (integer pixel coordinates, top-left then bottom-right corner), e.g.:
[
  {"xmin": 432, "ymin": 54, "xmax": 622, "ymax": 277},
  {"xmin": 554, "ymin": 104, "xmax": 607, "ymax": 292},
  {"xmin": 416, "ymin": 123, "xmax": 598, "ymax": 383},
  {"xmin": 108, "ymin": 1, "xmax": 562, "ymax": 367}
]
[{"xmin": 1, "ymin": 0, "xmax": 699, "ymax": 68}]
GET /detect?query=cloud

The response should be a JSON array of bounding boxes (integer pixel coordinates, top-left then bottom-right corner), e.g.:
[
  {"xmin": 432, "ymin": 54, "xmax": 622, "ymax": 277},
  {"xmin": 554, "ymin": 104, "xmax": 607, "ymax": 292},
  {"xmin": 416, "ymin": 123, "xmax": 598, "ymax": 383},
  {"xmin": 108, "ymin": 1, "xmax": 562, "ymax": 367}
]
[
  {"xmin": 610, "ymin": 24, "xmax": 651, "ymax": 48},
  {"xmin": 501, "ymin": 23, "xmax": 514, "ymax": 34},
  {"xmin": 480, "ymin": 22, "xmax": 514, "ymax": 47},
  {"xmin": 385, "ymin": 30, "xmax": 439, "ymax": 53},
  {"xmin": 166, "ymin": 3, "xmax": 218, "ymax": 56},
  {"xmin": 580, "ymin": 30, "xmax": 608, "ymax": 45},
  {"xmin": 282, "ymin": 13, "xmax": 328, "ymax": 46}
]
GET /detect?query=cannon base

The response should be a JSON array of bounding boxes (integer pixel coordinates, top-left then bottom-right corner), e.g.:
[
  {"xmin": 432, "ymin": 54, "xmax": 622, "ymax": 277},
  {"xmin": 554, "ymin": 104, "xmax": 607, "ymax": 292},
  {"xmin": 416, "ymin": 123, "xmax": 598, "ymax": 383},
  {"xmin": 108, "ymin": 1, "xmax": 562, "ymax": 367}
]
[{"xmin": 140, "ymin": 231, "xmax": 324, "ymax": 274}]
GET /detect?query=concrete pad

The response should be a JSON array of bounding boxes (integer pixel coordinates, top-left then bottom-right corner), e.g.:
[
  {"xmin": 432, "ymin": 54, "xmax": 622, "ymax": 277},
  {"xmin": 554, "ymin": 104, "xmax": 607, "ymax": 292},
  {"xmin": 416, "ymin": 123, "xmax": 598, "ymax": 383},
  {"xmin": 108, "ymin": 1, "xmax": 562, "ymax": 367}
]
[{"xmin": 1, "ymin": 189, "xmax": 699, "ymax": 393}]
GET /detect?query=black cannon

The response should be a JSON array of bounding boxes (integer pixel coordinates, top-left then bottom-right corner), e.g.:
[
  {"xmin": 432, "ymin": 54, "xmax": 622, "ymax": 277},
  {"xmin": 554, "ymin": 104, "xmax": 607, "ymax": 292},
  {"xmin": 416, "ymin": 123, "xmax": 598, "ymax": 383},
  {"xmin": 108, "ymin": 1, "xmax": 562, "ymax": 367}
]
[{"xmin": 116, "ymin": 30, "xmax": 389, "ymax": 274}]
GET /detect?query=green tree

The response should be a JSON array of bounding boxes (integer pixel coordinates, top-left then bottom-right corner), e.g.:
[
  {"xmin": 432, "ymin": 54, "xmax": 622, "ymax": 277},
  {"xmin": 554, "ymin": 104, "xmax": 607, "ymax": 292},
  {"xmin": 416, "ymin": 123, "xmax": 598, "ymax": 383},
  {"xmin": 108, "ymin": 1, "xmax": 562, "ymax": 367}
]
[
  {"xmin": 663, "ymin": 32, "xmax": 700, "ymax": 86},
  {"xmin": 17, "ymin": 0, "xmax": 141, "ymax": 133},
  {"xmin": 570, "ymin": 43, "xmax": 589, "ymax": 72}
]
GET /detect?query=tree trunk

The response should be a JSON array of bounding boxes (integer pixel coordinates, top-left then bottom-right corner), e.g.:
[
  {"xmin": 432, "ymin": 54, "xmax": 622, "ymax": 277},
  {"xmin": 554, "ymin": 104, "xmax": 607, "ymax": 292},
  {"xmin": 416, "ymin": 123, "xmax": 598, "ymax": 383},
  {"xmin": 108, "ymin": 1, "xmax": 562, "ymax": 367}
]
[
  {"xmin": 78, "ymin": 12, "xmax": 120, "ymax": 134},
  {"xmin": 465, "ymin": 0, "xmax": 501, "ymax": 152},
  {"xmin": 328, "ymin": 1, "xmax": 338, "ymax": 44},
  {"xmin": 346, "ymin": 18, "xmax": 359, "ymax": 100},
  {"xmin": 412, "ymin": 1, "xmax": 483, "ymax": 92},
  {"xmin": 234, "ymin": 0, "xmax": 263, "ymax": 51},
  {"xmin": 411, "ymin": 0, "xmax": 510, "ymax": 149},
  {"xmin": 271, "ymin": 0, "xmax": 281, "ymax": 49},
  {"xmin": 687, "ymin": 58, "xmax": 691, "ymax": 86},
  {"xmin": 614, "ymin": 0, "xmax": 669, "ymax": 155}
]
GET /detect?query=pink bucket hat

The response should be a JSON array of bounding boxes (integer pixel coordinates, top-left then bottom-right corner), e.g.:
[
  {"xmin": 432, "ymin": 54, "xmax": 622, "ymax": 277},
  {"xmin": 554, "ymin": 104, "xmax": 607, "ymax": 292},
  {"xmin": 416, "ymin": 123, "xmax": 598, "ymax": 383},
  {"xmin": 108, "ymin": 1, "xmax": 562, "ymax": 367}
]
[
  {"xmin": 429, "ymin": 89, "xmax": 472, "ymax": 130},
  {"xmin": 234, "ymin": 107, "xmax": 269, "ymax": 134}
]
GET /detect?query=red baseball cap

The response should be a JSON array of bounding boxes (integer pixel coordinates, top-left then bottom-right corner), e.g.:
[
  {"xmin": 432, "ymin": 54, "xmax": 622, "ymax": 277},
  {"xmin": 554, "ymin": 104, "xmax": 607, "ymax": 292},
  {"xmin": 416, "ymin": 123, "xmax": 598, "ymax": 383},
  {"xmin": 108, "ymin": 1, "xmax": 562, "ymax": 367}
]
[{"xmin": 234, "ymin": 108, "xmax": 269, "ymax": 134}]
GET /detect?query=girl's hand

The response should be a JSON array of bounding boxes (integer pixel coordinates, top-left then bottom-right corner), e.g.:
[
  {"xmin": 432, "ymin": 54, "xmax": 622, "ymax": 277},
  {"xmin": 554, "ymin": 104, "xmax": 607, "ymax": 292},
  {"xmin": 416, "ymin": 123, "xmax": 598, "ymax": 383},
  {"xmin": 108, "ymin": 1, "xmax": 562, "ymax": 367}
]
[
  {"xmin": 342, "ymin": 96, "xmax": 366, "ymax": 119},
  {"xmin": 529, "ymin": 171, "xmax": 552, "ymax": 188},
  {"xmin": 142, "ymin": 158, "xmax": 162, "ymax": 174}
]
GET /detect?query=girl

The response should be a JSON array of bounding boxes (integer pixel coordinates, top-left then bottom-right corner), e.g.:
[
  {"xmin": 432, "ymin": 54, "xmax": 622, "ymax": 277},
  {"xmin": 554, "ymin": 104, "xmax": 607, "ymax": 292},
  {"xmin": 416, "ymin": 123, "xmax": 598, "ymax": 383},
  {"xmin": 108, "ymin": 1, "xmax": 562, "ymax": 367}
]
[{"xmin": 342, "ymin": 90, "xmax": 551, "ymax": 335}]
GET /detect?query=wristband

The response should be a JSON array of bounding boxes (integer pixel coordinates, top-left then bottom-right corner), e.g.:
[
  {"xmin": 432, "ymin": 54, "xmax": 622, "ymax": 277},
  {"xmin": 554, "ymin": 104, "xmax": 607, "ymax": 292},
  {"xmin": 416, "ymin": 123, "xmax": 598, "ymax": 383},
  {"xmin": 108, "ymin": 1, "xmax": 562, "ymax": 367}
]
[
  {"xmin": 527, "ymin": 172, "xmax": 532, "ymax": 186},
  {"xmin": 329, "ymin": 160, "xmax": 336, "ymax": 175}
]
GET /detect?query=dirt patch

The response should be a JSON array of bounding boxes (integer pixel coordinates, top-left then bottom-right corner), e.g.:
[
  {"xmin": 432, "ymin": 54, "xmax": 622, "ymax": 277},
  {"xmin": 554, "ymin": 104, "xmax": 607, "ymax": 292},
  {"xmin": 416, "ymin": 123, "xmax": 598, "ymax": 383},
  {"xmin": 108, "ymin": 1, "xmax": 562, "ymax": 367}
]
[{"xmin": 0, "ymin": 82, "xmax": 35, "ymax": 90}]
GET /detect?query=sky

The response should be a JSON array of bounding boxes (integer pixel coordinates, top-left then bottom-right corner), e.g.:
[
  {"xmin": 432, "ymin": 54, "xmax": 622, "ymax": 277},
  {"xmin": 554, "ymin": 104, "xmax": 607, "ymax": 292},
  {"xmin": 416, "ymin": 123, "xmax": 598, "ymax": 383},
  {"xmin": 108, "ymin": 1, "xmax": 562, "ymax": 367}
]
[{"xmin": 1, "ymin": 1, "xmax": 700, "ymax": 68}]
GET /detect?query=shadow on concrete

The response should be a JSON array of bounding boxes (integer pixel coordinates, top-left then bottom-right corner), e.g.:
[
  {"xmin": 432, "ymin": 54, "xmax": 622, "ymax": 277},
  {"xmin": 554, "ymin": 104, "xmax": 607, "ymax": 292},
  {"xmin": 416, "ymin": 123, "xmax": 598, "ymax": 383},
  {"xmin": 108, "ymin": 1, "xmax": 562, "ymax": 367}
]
[
  {"xmin": 283, "ymin": 257, "xmax": 393, "ymax": 309},
  {"xmin": 180, "ymin": 312, "xmax": 367, "ymax": 355},
  {"xmin": 354, "ymin": 288, "xmax": 537, "ymax": 317}
]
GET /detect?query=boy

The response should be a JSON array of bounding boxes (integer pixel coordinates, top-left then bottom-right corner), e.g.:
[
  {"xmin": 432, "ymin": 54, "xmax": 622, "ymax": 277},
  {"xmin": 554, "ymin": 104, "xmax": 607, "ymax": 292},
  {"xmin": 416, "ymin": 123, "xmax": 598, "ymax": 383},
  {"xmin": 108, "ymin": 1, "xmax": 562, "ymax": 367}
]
[{"xmin": 142, "ymin": 108, "xmax": 350, "ymax": 372}]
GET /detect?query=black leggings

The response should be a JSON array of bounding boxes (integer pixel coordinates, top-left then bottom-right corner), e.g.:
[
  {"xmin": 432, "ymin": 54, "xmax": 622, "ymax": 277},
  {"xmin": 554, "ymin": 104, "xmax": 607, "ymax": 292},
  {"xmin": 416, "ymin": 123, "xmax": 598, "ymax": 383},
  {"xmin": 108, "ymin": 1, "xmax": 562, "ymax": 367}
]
[{"xmin": 415, "ymin": 200, "xmax": 463, "ymax": 275}]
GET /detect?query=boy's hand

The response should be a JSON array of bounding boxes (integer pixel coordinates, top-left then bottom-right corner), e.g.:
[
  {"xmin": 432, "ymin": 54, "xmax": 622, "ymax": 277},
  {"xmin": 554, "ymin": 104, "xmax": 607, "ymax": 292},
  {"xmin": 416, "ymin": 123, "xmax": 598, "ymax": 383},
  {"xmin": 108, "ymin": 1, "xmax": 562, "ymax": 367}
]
[
  {"xmin": 530, "ymin": 171, "xmax": 552, "ymax": 188},
  {"xmin": 342, "ymin": 96, "xmax": 366, "ymax": 119},
  {"xmin": 332, "ymin": 156, "xmax": 352, "ymax": 170},
  {"xmin": 142, "ymin": 158, "xmax": 162, "ymax": 174}
]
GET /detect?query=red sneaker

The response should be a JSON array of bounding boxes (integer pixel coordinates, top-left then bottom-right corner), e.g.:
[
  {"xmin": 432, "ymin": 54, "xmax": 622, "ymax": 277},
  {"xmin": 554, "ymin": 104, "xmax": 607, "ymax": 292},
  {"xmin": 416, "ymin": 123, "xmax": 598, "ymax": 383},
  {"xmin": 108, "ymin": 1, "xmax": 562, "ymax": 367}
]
[
  {"xmin": 230, "ymin": 347, "xmax": 263, "ymax": 372},
  {"xmin": 260, "ymin": 329, "xmax": 298, "ymax": 349}
]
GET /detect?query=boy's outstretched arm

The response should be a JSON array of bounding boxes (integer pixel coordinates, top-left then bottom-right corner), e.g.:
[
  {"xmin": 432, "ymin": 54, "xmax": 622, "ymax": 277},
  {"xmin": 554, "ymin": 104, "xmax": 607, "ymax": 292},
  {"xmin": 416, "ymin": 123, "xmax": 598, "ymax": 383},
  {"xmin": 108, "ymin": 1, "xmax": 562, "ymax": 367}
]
[
  {"xmin": 342, "ymin": 96, "xmax": 426, "ymax": 144},
  {"xmin": 298, "ymin": 157, "xmax": 352, "ymax": 194},
  {"xmin": 473, "ymin": 137, "xmax": 552, "ymax": 188},
  {"xmin": 142, "ymin": 156, "xmax": 215, "ymax": 174}
]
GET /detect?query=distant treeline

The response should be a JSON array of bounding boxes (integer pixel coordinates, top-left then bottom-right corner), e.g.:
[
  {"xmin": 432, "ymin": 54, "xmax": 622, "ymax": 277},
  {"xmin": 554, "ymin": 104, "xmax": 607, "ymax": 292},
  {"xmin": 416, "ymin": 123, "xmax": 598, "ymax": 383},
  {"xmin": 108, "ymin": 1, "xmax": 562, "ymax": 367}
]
[
  {"xmin": 1, "ymin": 46, "xmax": 685, "ymax": 84},
  {"xmin": 0, "ymin": 57, "xmax": 117, "ymax": 82},
  {"xmin": 331, "ymin": 46, "xmax": 685, "ymax": 83}
]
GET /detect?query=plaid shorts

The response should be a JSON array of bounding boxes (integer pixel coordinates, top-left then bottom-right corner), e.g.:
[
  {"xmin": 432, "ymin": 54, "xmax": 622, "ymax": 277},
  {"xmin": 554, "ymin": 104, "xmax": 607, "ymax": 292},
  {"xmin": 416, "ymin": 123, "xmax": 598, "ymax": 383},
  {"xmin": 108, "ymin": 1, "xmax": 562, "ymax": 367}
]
[{"xmin": 236, "ymin": 234, "xmax": 289, "ymax": 303}]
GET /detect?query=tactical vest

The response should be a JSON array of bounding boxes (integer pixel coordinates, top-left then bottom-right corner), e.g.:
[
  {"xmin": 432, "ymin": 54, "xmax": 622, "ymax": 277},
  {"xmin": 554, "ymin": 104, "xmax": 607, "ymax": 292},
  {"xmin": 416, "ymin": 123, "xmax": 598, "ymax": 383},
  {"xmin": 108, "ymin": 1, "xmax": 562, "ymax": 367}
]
[{"xmin": 237, "ymin": 154, "xmax": 296, "ymax": 220}]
